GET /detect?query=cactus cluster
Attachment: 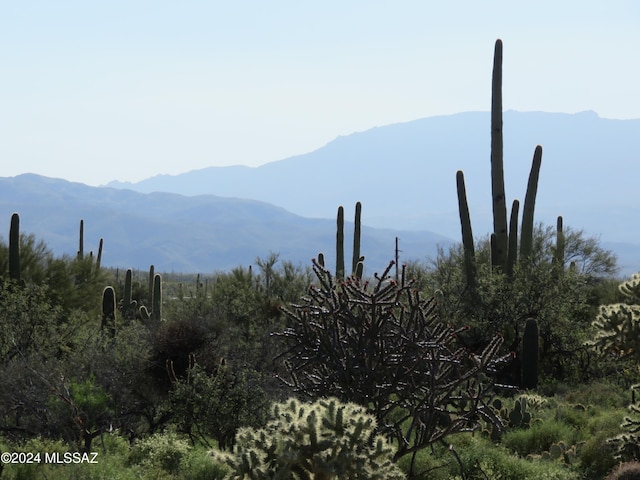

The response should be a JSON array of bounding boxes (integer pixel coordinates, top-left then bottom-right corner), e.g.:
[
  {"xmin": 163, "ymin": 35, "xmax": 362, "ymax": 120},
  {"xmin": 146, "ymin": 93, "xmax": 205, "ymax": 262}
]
[
  {"xmin": 318, "ymin": 202, "xmax": 364, "ymax": 280},
  {"xmin": 492, "ymin": 396, "xmax": 532, "ymax": 429},
  {"xmin": 102, "ymin": 265, "xmax": 163, "ymax": 333},
  {"xmin": 76, "ymin": 218, "xmax": 104, "ymax": 270},
  {"xmin": 533, "ymin": 440, "xmax": 584, "ymax": 465},
  {"xmin": 455, "ymin": 40, "xmax": 550, "ymax": 281},
  {"xmin": 211, "ymin": 396, "xmax": 406, "ymax": 480},
  {"xmin": 6, "ymin": 214, "xmax": 103, "ymax": 285},
  {"xmin": 454, "ymin": 40, "xmax": 576, "ymax": 390}
]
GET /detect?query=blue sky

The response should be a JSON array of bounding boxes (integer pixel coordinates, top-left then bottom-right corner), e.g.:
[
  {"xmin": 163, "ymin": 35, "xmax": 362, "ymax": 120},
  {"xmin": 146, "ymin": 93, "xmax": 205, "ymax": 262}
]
[{"xmin": 1, "ymin": 1, "xmax": 639, "ymax": 185}]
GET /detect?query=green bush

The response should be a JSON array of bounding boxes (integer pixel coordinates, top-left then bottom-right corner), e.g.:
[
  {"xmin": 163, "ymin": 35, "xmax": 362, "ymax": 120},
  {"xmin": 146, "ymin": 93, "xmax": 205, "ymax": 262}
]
[
  {"xmin": 502, "ymin": 419, "xmax": 576, "ymax": 457},
  {"xmin": 128, "ymin": 430, "xmax": 190, "ymax": 474},
  {"xmin": 400, "ymin": 434, "xmax": 580, "ymax": 480}
]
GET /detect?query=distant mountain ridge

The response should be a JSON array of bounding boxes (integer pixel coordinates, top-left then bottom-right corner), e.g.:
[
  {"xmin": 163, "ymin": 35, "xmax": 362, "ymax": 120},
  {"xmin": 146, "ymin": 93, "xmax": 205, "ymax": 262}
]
[
  {"xmin": 0, "ymin": 174, "xmax": 451, "ymax": 273},
  {"xmin": 107, "ymin": 110, "xmax": 640, "ymax": 249},
  {"xmin": 4, "ymin": 110, "xmax": 640, "ymax": 275}
]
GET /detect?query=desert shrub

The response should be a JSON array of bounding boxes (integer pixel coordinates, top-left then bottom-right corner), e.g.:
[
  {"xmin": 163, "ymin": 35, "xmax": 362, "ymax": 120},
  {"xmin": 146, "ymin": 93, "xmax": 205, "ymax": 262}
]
[
  {"xmin": 502, "ymin": 419, "xmax": 576, "ymax": 457},
  {"xmin": 180, "ymin": 445, "xmax": 228, "ymax": 480},
  {"xmin": 168, "ymin": 361, "xmax": 269, "ymax": 449},
  {"xmin": 403, "ymin": 433, "xmax": 579, "ymax": 480},
  {"xmin": 128, "ymin": 430, "xmax": 190, "ymax": 474}
]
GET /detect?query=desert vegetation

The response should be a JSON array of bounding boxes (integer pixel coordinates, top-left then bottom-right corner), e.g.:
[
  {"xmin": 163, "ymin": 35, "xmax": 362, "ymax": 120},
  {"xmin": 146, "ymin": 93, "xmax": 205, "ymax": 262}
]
[{"xmin": 1, "ymin": 39, "xmax": 638, "ymax": 480}]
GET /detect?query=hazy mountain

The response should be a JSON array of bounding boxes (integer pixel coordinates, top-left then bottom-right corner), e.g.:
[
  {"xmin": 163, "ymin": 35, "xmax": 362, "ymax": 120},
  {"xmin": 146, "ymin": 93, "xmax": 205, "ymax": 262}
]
[
  {"xmin": 108, "ymin": 110, "xmax": 640, "ymax": 248},
  {"xmin": 0, "ymin": 174, "xmax": 451, "ymax": 273}
]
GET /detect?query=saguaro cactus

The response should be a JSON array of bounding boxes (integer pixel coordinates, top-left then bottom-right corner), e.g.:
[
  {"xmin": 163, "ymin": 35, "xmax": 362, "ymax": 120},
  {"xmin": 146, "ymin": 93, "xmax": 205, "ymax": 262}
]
[
  {"xmin": 77, "ymin": 219, "xmax": 84, "ymax": 260},
  {"xmin": 455, "ymin": 40, "xmax": 548, "ymax": 282},
  {"xmin": 121, "ymin": 268, "xmax": 138, "ymax": 319},
  {"xmin": 152, "ymin": 273, "xmax": 162, "ymax": 322},
  {"xmin": 95, "ymin": 238, "xmax": 103, "ymax": 270},
  {"xmin": 352, "ymin": 201, "xmax": 363, "ymax": 278},
  {"xmin": 554, "ymin": 216, "xmax": 565, "ymax": 268},
  {"xmin": 328, "ymin": 203, "xmax": 364, "ymax": 280},
  {"xmin": 336, "ymin": 206, "xmax": 345, "ymax": 279},
  {"xmin": 9, "ymin": 213, "xmax": 20, "ymax": 282},
  {"xmin": 490, "ymin": 39, "xmax": 508, "ymax": 271},
  {"xmin": 101, "ymin": 286, "xmax": 117, "ymax": 336},
  {"xmin": 521, "ymin": 318, "xmax": 539, "ymax": 389}
]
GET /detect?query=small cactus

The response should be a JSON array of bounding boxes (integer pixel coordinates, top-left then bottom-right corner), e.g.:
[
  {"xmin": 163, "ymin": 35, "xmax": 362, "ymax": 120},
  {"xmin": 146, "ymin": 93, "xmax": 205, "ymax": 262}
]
[
  {"xmin": 506, "ymin": 397, "xmax": 531, "ymax": 428},
  {"xmin": 9, "ymin": 213, "xmax": 20, "ymax": 282},
  {"xmin": 101, "ymin": 286, "xmax": 117, "ymax": 336},
  {"xmin": 152, "ymin": 273, "xmax": 162, "ymax": 322}
]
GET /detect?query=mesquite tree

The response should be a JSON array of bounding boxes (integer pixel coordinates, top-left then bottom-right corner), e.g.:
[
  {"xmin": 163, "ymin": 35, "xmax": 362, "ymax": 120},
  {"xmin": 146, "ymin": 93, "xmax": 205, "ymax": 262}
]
[{"xmin": 275, "ymin": 259, "xmax": 513, "ymax": 470}]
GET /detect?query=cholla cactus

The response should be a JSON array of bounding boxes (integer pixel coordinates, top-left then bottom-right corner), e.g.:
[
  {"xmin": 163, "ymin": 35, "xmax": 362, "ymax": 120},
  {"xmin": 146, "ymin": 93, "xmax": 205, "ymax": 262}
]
[
  {"xmin": 276, "ymin": 259, "xmax": 512, "ymax": 471},
  {"xmin": 590, "ymin": 274, "xmax": 640, "ymax": 362},
  {"xmin": 212, "ymin": 397, "xmax": 405, "ymax": 479}
]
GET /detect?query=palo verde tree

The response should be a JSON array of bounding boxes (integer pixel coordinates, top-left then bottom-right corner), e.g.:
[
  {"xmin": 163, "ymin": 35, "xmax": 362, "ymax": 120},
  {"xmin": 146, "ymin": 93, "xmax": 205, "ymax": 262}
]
[{"xmin": 275, "ymin": 259, "xmax": 512, "ymax": 476}]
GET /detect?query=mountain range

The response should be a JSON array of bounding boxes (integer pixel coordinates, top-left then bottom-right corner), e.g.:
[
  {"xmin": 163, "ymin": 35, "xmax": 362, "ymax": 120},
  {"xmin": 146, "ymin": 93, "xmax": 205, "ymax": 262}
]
[
  {"xmin": 0, "ymin": 174, "xmax": 450, "ymax": 274},
  {"xmin": 2, "ymin": 110, "xmax": 639, "ymax": 275},
  {"xmin": 108, "ymin": 110, "xmax": 640, "ymax": 242}
]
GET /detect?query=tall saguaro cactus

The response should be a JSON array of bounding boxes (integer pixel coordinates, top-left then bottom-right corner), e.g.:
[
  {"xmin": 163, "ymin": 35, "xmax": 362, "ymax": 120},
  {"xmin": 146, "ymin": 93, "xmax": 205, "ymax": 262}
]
[
  {"xmin": 9, "ymin": 213, "xmax": 21, "ymax": 282},
  {"xmin": 352, "ymin": 201, "xmax": 362, "ymax": 276},
  {"xmin": 336, "ymin": 206, "xmax": 345, "ymax": 279},
  {"xmin": 78, "ymin": 219, "xmax": 84, "ymax": 260},
  {"xmin": 490, "ymin": 39, "xmax": 508, "ymax": 271},
  {"xmin": 456, "ymin": 40, "xmax": 549, "ymax": 287}
]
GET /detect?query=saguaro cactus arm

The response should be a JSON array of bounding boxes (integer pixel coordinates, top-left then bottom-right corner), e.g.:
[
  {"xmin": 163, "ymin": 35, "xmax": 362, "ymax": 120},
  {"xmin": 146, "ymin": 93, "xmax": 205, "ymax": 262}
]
[
  {"xmin": 456, "ymin": 171, "xmax": 476, "ymax": 289},
  {"xmin": 520, "ymin": 145, "xmax": 543, "ymax": 261}
]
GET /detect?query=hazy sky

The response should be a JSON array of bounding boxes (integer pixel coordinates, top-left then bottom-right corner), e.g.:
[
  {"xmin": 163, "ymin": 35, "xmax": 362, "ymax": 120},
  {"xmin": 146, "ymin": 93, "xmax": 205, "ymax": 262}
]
[{"xmin": 2, "ymin": 1, "xmax": 639, "ymax": 186}]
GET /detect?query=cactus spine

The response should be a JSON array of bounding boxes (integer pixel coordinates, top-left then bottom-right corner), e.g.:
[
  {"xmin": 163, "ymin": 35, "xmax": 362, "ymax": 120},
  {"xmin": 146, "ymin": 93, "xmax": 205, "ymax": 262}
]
[
  {"xmin": 521, "ymin": 318, "xmax": 539, "ymax": 389},
  {"xmin": 9, "ymin": 213, "xmax": 20, "ymax": 282}
]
